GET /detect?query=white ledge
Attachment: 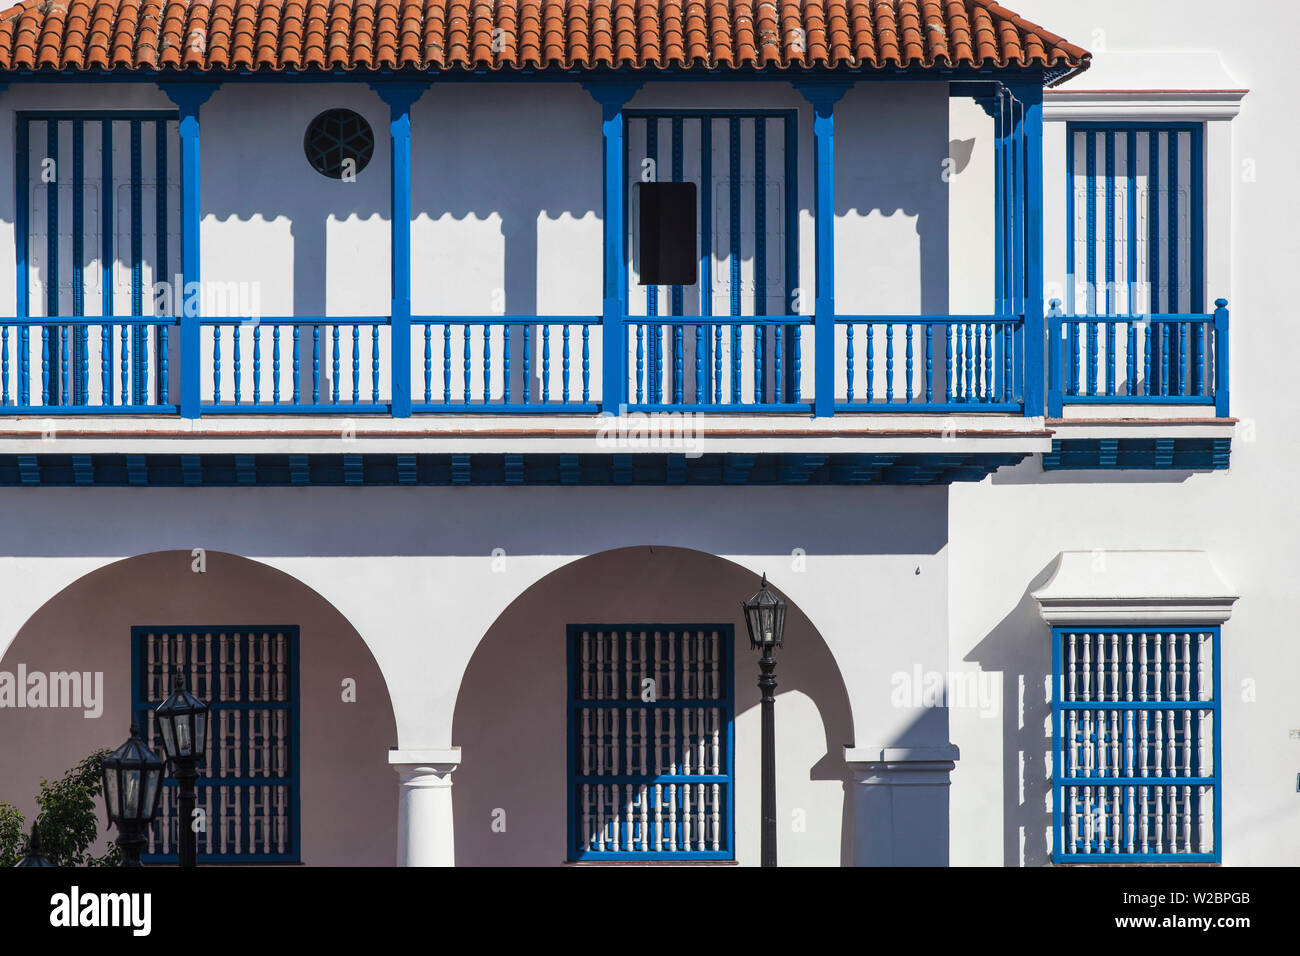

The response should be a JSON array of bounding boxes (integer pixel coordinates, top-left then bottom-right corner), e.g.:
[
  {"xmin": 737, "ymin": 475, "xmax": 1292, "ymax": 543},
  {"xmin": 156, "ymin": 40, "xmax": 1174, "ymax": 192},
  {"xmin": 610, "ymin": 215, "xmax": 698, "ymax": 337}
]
[
  {"xmin": 844, "ymin": 745, "xmax": 960, "ymax": 764},
  {"xmin": 1033, "ymin": 551, "xmax": 1238, "ymax": 626}
]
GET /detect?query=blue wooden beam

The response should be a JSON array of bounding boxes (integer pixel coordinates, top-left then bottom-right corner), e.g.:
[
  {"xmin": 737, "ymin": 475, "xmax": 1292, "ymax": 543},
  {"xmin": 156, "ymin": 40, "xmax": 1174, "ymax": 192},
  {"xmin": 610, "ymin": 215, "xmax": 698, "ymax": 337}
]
[
  {"xmin": 370, "ymin": 82, "xmax": 426, "ymax": 418},
  {"xmin": 583, "ymin": 80, "xmax": 643, "ymax": 415},
  {"xmin": 795, "ymin": 81, "xmax": 852, "ymax": 417},
  {"xmin": 158, "ymin": 83, "xmax": 219, "ymax": 419}
]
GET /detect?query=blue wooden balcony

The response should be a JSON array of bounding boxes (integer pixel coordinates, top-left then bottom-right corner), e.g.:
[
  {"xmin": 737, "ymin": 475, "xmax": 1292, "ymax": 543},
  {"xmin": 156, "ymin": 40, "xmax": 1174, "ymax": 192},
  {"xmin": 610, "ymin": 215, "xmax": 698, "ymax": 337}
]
[
  {"xmin": 0, "ymin": 80, "xmax": 1229, "ymax": 423},
  {"xmin": 0, "ymin": 304, "xmax": 1228, "ymax": 417}
]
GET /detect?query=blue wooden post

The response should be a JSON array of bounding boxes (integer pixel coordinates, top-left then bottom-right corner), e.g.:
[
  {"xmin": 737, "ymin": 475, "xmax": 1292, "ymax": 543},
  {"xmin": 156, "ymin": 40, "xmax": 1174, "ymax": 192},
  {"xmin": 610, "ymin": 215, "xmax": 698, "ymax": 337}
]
[
  {"xmin": 1213, "ymin": 298, "xmax": 1229, "ymax": 417},
  {"xmin": 796, "ymin": 81, "xmax": 851, "ymax": 417},
  {"xmin": 159, "ymin": 83, "xmax": 219, "ymax": 419},
  {"xmin": 1007, "ymin": 77, "xmax": 1046, "ymax": 417},
  {"xmin": 371, "ymin": 82, "xmax": 426, "ymax": 417},
  {"xmin": 1048, "ymin": 298, "xmax": 1064, "ymax": 415},
  {"xmin": 583, "ymin": 81, "xmax": 642, "ymax": 415}
]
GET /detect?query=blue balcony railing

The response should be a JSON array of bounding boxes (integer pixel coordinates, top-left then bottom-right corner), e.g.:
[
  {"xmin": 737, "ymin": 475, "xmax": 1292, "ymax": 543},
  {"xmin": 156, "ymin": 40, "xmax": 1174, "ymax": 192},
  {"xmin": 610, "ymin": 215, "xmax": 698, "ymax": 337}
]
[
  {"xmin": 1049, "ymin": 298, "xmax": 1229, "ymax": 417},
  {"xmin": 0, "ymin": 303, "xmax": 1228, "ymax": 418}
]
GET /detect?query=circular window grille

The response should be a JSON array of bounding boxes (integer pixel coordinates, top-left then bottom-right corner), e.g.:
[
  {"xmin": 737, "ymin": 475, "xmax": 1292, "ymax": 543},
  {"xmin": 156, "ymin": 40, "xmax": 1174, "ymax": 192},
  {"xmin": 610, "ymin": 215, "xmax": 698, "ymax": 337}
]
[{"xmin": 303, "ymin": 108, "xmax": 375, "ymax": 180}]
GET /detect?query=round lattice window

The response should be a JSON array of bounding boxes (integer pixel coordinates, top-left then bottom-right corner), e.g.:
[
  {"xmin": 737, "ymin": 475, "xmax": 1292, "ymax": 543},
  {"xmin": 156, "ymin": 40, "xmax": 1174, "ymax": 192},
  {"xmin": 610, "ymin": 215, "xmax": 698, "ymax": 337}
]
[{"xmin": 303, "ymin": 108, "xmax": 375, "ymax": 180}]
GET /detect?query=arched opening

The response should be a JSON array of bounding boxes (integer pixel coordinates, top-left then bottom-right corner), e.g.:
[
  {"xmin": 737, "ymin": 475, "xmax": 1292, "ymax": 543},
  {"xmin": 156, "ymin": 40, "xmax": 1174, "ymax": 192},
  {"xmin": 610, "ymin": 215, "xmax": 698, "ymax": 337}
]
[
  {"xmin": 0, "ymin": 550, "xmax": 397, "ymax": 866},
  {"xmin": 452, "ymin": 546, "xmax": 855, "ymax": 865}
]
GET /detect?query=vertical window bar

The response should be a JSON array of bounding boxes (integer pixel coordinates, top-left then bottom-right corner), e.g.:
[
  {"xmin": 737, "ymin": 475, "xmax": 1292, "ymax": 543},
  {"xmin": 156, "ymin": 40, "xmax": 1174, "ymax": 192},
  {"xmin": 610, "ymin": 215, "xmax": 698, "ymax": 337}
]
[
  {"xmin": 645, "ymin": 119, "xmax": 659, "ymax": 404},
  {"xmin": 1126, "ymin": 131, "xmax": 1138, "ymax": 396},
  {"xmin": 1084, "ymin": 131, "xmax": 1096, "ymax": 395},
  {"xmin": 101, "ymin": 120, "xmax": 113, "ymax": 406},
  {"xmin": 131, "ymin": 120, "xmax": 145, "ymax": 404},
  {"xmin": 1148, "ymin": 131, "xmax": 1161, "ymax": 395},
  {"xmin": 44, "ymin": 120, "xmax": 58, "ymax": 406},
  {"xmin": 16, "ymin": 117, "xmax": 30, "ymax": 405},
  {"xmin": 700, "ymin": 117, "xmax": 714, "ymax": 404},
  {"xmin": 156, "ymin": 119, "xmax": 170, "ymax": 406},
  {"xmin": 72, "ymin": 120, "xmax": 86, "ymax": 406},
  {"xmin": 1104, "ymin": 131, "xmax": 1115, "ymax": 396},
  {"xmin": 729, "ymin": 117, "xmax": 741, "ymax": 405},
  {"xmin": 1168, "ymin": 131, "xmax": 1182, "ymax": 396}
]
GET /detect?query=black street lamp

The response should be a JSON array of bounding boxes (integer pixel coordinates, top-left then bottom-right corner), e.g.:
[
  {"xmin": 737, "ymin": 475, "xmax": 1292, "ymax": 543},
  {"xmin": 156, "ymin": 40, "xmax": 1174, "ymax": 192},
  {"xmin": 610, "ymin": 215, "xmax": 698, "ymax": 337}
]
[
  {"xmin": 14, "ymin": 825, "xmax": 54, "ymax": 867},
  {"xmin": 741, "ymin": 573, "xmax": 787, "ymax": 868},
  {"xmin": 100, "ymin": 722, "xmax": 165, "ymax": 867},
  {"xmin": 154, "ymin": 667, "xmax": 210, "ymax": 868}
]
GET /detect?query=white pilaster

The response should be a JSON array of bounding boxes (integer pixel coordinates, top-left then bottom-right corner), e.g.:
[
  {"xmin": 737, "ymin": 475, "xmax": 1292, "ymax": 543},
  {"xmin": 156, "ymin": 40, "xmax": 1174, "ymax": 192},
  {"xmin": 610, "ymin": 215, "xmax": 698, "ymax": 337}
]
[
  {"xmin": 845, "ymin": 745, "xmax": 960, "ymax": 866},
  {"xmin": 389, "ymin": 748, "xmax": 461, "ymax": 867}
]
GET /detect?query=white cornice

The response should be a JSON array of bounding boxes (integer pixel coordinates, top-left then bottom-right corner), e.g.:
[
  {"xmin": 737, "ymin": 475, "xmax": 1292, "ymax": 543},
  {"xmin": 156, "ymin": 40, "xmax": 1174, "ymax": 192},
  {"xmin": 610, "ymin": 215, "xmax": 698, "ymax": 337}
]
[
  {"xmin": 1032, "ymin": 550, "xmax": 1238, "ymax": 627},
  {"xmin": 1045, "ymin": 89, "xmax": 1247, "ymax": 122}
]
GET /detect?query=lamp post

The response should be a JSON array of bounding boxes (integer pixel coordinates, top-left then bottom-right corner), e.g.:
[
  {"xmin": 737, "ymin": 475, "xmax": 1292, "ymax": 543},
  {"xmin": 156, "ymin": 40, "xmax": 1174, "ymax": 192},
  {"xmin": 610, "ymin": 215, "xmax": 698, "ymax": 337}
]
[
  {"xmin": 741, "ymin": 573, "xmax": 787, "ymax": 868},
  {"xmin": 154, "ymin": 667, "xmax": 210, "ymax": 868},
  {"xmin": 100, "ymin": 722, "xmax": 165, "ymax": 867},
  {"xmin": 14, "ymin": 825, "xmax": 54, "ymax": 867}
]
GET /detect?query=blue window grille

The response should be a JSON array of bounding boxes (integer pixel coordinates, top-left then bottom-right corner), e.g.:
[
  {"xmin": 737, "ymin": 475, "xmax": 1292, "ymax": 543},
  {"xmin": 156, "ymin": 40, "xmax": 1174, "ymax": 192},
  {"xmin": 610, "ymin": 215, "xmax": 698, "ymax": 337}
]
[
  {"xmin": 12, "ymin": 112, "xmax": 181, "ymax": 411},
  {"xmin": 567, "ymin": 625, "xmax": 734, "ymax": 861},
  {"xmin": 131, "ymin": 627, "xmax": 300, "ymax": 863},
  {"xmin": 1062, "ymin": 122, "xmax": 1215, "ymax": 403},
  {"xmin": 1051, "ymin": 626, "xmax": 1221, "ymax": 862}
]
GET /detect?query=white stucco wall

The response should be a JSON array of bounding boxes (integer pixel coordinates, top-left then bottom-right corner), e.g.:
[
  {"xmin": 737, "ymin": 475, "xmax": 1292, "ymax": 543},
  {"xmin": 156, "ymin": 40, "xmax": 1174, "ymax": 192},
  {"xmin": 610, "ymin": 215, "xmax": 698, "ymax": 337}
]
[{"xmin": 946, "ymin": 0, "xmax": 1300, "ymax": 867}]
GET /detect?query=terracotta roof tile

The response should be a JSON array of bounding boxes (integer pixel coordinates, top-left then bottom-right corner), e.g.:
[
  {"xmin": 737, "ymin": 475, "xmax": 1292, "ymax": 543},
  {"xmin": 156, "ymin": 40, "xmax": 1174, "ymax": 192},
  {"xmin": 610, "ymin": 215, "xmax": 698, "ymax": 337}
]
[{"xmin": 0, "ymin": 0, "xmax": 1089, "ymax": 74}]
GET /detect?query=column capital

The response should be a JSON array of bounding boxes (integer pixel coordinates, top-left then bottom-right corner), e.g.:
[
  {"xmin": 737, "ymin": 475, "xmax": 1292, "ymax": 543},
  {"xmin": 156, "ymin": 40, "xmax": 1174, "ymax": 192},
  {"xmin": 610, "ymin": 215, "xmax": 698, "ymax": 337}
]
[
  {"xmin": 997, "ymin": 74, "xmax": 1045, "ymax": 104},
  {"xmin": 157, "ymin": 81, "xmax": 220, "ymax": 114},
  {"xmin": 581, "ymin": 79, "xmax": 643, "ymax": 111},
  {"xmin": 369, "ymin": 81, "xmax": 428, "ymax": 112},
  {"xmin": 793, "ymin": 79, "xmax": 853, "ymax": 113},
  {"xmin": 389, "ymin": 747, "xmax": 461, "ymax": 776}
]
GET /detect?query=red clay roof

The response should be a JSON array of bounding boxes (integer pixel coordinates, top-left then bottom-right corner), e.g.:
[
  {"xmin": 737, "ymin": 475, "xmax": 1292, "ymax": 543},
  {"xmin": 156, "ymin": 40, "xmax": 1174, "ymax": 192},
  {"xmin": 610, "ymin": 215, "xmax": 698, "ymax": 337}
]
[{"xmin": 0, "ymin": 0, "xmax": 1089, "ymax": 74}]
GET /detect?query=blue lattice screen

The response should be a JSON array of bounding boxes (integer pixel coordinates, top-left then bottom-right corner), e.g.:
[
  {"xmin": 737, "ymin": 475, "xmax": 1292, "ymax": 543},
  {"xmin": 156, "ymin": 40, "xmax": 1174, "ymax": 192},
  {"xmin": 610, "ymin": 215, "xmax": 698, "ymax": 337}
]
[
  {"xmin": 1052, "ymin": 626, "xmax": 1220, "ymax": 862},
  {"xmin": 132, "ymin": 627, "xmax": 299, "ymax": 863},
  {"xmin": 568, "ymin": 625, "xmax": 734, "ymax": 861}
]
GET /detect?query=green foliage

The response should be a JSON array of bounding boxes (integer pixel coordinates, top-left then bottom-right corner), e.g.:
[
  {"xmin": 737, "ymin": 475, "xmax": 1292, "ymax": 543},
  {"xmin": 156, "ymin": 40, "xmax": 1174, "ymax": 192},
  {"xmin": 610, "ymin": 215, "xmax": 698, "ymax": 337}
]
[{"xmin": 0, "ymin": 750, "xmax": 123, "ymax": 867}]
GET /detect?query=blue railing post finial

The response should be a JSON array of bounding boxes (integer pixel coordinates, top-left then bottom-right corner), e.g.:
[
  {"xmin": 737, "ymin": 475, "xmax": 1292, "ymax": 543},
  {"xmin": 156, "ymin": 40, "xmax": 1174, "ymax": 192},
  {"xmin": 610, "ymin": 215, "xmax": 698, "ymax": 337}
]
[
  {"xmin": 159, "ymin": 82, "xmax": 221, "ymax": 420},
  {"xmin": 370, "ymin": 81, "xmax": 428, "ymax": 418},
  {"xmin": 583, "ymin": 80, "xmax": 643, "ymax": 416},
  {"xmin": 794, "ymin": 80, "xmax": 853, "ymax": 418},
  {"xmin": 1214, "ymin": 298, "xmax": 1229, "ymax": 418},
  {"xmin": 1048, "ymin": 298, "xmax": 1063, "ymax": 417}
]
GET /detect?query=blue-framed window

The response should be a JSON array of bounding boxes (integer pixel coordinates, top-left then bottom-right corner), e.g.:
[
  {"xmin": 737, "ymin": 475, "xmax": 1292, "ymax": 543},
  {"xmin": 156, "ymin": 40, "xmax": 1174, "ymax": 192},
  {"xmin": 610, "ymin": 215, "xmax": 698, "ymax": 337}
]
[
  {"xmin": 15, "ymin": 112, "xmax": 181, "ymax": 410},
  {"xmin": 1051, "ymin": 626, "xmax": 1221, "ymax": 862},
  {"xmin": 624, "ymin": 110, "xmax": 801, "ymax": 410},
  {"xmin": 567, "ymin": 625, "xmax": 734, "ymax": 861},
  {"xmin": 132, "ymin": 627, "xmax": 300, "ymax": 863},
  {"xmin": 1064, "ymin": 123, "xmax": 1206, "ymax": 399}
]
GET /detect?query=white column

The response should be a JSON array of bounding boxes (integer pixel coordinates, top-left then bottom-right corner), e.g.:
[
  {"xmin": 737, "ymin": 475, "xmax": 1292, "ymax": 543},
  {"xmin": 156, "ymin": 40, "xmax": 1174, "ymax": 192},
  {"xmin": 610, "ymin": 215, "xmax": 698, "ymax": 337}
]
[{"xmin": 389, "ymin": 748, "xmax": 461, "ymax": 867}]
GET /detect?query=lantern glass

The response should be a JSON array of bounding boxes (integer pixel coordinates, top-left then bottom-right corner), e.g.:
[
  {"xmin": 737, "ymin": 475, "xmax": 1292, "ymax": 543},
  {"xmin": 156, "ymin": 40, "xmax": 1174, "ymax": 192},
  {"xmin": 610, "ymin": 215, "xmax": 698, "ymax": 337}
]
[
  {"xmin": 123, "ymin": 769, "xmax": 141, "ymax": 819},
  {"xmin": 159, "ymin": 719, "xmax": 177, "ymax": 761},
  {"xmin": 103, "ymin": 765, "xmax": 120, "ymax": 824},
  {"xmin": 176, "ymin": 716, "xmax": 192, "ymax": 757},
  {"xmin": 143, "ymin": 767, "xmax": 161, "ymax": 820}
]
